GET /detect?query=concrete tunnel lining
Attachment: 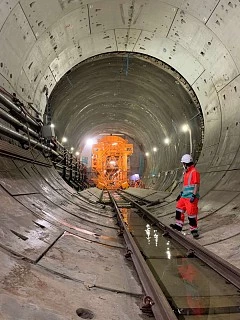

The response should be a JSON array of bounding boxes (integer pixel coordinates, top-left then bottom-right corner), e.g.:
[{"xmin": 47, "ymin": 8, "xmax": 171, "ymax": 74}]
[
  {"xmin": 0, "ymin": 0, "xmax": 238, "ymax": 171},
  {"xmin": 1, "ymin": 0, "xmax": 240, "ymax": 318},
  {"xmin": 49, "ymin": 52, "xmax": 204, "ymax": 176},
  {"xmin": 0, "ymin": 0, "xmax": 240, "ymax": 271}
]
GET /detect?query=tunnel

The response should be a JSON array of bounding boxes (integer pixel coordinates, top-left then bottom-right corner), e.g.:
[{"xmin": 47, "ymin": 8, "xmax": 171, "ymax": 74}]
[{"xmin": 0, "ymin": 1, "xmax": 240, "ymax": 319}]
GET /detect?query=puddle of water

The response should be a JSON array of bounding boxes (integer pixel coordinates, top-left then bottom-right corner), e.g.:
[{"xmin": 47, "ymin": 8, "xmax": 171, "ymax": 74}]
[{"xmin": 121, "ymin": 208, "xmax": 240, "ymax": 320}]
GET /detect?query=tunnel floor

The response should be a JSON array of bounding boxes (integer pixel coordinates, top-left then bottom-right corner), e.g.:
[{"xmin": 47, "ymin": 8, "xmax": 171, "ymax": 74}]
[
  {"xmin": 0, "ymin": 146, "xmax": 240, "ymax": 319},
  {"xmin": 124, "ymin": 187, "xmax": 240, "ymax": 271},
  {"xmin": 119, "ymin": 204, "xmax": 240, "ymax": 320},
  {"xmin": 0, "ymin": 154, "xmax": 149, "ymax": 320}
]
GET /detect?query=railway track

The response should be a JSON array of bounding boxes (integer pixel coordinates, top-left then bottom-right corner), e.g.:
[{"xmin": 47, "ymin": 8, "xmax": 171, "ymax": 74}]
[{"xmin": 108, "ymin": 190, "xmax": 240, "ymax": 320}]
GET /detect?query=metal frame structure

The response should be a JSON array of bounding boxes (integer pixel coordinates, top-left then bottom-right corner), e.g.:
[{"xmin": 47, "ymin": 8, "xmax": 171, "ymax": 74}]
[{"xmin": 91, "ymin": 135, "xmax": 133, "ymax": 190}]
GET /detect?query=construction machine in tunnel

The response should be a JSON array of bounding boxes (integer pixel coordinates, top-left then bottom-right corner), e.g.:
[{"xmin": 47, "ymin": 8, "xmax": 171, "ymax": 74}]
[
  {"xmin": 0, "ymin": 0, "xmax": 240, "ymax": 319},
  {"xmin": 91, "ymin": 135, "xmax": 133, "ymax": 190}
]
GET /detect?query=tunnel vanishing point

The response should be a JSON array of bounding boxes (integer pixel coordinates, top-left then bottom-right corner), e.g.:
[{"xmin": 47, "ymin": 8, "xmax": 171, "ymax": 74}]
[{"xmin": 0, "ymin": 1, "xmax": 240, "ymax": 319}]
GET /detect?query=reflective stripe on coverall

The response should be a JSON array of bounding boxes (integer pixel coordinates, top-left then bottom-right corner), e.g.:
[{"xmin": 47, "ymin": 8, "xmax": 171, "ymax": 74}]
[{"xmin": 175, "ymin": 166, "xmax": 200, "ymax": 231}]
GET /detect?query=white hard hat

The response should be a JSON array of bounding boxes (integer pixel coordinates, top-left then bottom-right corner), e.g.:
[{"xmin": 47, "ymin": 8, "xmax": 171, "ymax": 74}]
[{"xmin": 181, "ymin": 154, "xmax": 193, "ymax": 163}]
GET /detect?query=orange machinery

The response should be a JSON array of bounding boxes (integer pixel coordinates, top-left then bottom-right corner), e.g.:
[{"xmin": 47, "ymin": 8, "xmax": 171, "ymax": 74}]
[{"xmin": 91, "ymin": 135, "xmax": 133, "ymax": 190}]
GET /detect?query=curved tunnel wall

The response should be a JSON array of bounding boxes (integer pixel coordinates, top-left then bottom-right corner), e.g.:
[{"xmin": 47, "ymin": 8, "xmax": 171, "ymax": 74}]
[
  {"xmin": 49, "ymin": 52, "xmax": 203, "ymax": 181},
  {"xmin": 0, "ymin": 1, "xmax": 239, "ymax": 173},
  {"xmin": 0, "ymin": 1, "xmax": 240, "ymax": 267}
]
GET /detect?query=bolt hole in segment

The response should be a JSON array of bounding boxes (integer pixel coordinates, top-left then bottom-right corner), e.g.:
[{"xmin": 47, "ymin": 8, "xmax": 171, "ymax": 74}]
[
  {"xmin": 91, "ymin": 135, "xmax": 133, "ymax": 190},
  {"xmin": 116, "ymin": 195, "xmax": 240, "ymax": 320},
  {"xmin": 76, "ymin": 308, "xmax": 94, "ymax": 319}
]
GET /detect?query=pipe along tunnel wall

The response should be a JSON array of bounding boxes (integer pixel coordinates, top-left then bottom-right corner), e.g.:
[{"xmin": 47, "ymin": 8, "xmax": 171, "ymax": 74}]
[{"xmin": 0, "ymin": 0, "xmax": 240, "ymax": 317}]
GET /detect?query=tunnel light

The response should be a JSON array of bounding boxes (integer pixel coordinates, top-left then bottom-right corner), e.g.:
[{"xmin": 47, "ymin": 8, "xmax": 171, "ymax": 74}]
[
  {"xmin": 62, "ymin": 137, "xmax": 67, "ymax": 143},
  {"xmin": 164, "ymin": 137, "xmax": 170, "ymax": 145},
  {"xmin": 145, "ymin": 152, "xmax": 149, "ymax": 157},
  {"xmin": 50, "ymin": 123, "xmax": 55, "ymax": 128},
  {"xmin": 75, "ymin": 151, "xmax": 80, "ymax": 156},
  {"xmin": 182, "ymin": 124, "xmax": 189, "ymax": 132},
  {"xmin": 181, "ymin": 124, "xmax": 193, "ymax": 154},
  {"xmin": 70, "ymin": 147, "xmax": 74, "ymax": 152},
  {"xmin": 112, "ymin": 142, "xmax": 118, "ymax": 146},
  {"xmin": 109, "ymin": 160, "xmax": 116, "ymax": 165},
  {"xmin": 153, "ymin": 147, "xmax": 157, "ymax": 152},
  {"xmin": 86, "ymin": 138, "xmax": 94, "ymax": 146}
]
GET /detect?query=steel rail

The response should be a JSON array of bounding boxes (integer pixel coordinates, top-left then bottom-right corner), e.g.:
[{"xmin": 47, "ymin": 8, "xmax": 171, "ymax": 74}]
[
  {"xmin": 109, "ymin": 192, "xmax": 178, "ymax": 320},
  {"xmin": 119, "ymin": 192, "xmax": 240, "ymax": 290}
]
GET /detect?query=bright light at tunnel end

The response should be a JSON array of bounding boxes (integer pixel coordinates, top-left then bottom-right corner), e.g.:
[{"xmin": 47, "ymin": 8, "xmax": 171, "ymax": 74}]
[
  {"xmin": 86, "ymin": 138, "xmax": 94, "ymax": 146},
  {"xmin": 86, "ymin": 137, "xmax": 97, "ymax": 146},
  {"xmin": 164, "ymin": 137, "xmax": 170, "ymax": 145},
  {"xmin": 182, "ymin": 124, "xmax": 190, "ymax": 132}
]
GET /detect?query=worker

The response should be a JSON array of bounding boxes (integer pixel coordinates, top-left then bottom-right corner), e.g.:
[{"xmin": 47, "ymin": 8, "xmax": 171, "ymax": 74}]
[{"xmin": 170, "ymin": 154, "xmax": 200, "ymax": 238}]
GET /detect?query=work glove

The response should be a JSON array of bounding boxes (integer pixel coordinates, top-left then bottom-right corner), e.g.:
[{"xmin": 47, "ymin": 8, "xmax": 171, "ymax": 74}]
[
  {"xmin": 190, "ymin": 194, "xmax": 196, "ymax": 203},
  {"xmin": 176, "ymin": 192, "xmax": 183, "ymax": 201}
]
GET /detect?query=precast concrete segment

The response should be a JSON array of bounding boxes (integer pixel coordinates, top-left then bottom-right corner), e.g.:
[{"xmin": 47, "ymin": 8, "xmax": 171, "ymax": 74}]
[
  {"xmin": 50, "ymin": 53, "xmax": 203, "ymax": 176},
  {"xmin": 0, "ymin": 152, "xmax": 150, "ymax": 318},
  {"xmin": 15, "ymin": 193, "xmax": 120, "ymax": 241},
  {"xmin": 0, "ymin": 152, "xmax": 152, "ymax": 320},
  {"xmin": 32, "ymin": 166, "xmax": 113, "ymax": 215},
  {"xmin": 0, "ymin": 150, "xmax": 120, "ymax": 242},
  {"xmin": 1, "ymin": 0, "xmax": 240, "ymax": 314},
  {"xmin": 0, "ymin": 158, "xmax": 38, "ymax": 195},
  {"xmin": 38, "ymin": 231, "xmax": 143, "ymax": 295},
  {"xmin": 0, "ymin": 250, "xmax": 148, "ymax": 320},
  {"xmin": 124, "ymin": 187, "xmax": 169, "ymax": 202},
  {"xmin": 0, "ymin": 0, "xmax": 240, "ymax": 183},
  {"xmin": 78, "ymin": 187, "xmax": 103, "ymax": 202},
  {"xmin": 14, "ymin": 161, "xmax": 117, "ymax": 229},
  {"xmin": 0, "ymin": 140, "xmax": 51, "ymax": 167},
  {"xmin": 0, "ymin": 185, "xmax": 63, "ymax": 262}
]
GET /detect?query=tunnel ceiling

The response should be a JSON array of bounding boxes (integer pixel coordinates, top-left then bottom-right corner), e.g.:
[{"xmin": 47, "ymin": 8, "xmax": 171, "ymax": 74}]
[
  {"xmin": 50, "ymin": 53, "xmax": 203, "ymax": 159},
  {"xmin": 1, "ymin": 0, "xmax": 240, "ymax": 172}
]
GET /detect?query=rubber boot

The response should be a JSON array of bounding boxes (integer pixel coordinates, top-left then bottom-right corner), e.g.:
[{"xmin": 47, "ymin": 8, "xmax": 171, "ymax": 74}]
[
  {"xmin": 191, "ymin": 229, "xmax": 199, "ymax": 238},
  {"xmin": 170, "ymin": 224, "xmax": 182, "ymax": 231}
]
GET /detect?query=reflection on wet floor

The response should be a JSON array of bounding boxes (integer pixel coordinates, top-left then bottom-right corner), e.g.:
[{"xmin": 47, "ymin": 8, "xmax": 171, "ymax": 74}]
[{"xmin": 120, "ymin": 208, "xmax": 240, "ymax": 320}]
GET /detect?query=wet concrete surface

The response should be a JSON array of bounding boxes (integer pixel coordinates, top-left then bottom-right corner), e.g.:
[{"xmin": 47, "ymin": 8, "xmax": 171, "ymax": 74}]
[
  {"xmin": 0, "ymin": 155, "xmax": 148, "ymax": 319},
  {"xmin": 125, "ymin": 188, "xmax": 240, "ymax": 270},
  {"xmin": 0, "ymin": 185, "xmax": 63, "ymax": 261},
  {"xmin": 1, "ymin": 148, "xmax": 240, "ymax": 319},
  {"xmin": 121, "ymin": 207, "xmax": 240, "ymax": 320},
  {"xmin": 0, "ymin": 250, "xmax": 147, "ymax": 320},
  {"xmin": 39, "ymin": 231, "xmax": 143, "ymax": 295}
]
